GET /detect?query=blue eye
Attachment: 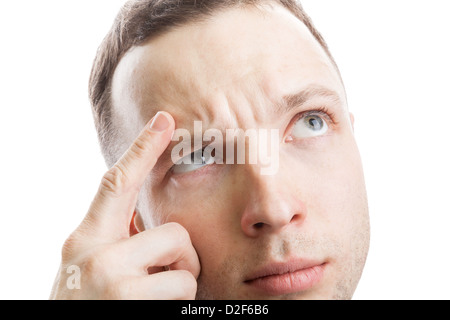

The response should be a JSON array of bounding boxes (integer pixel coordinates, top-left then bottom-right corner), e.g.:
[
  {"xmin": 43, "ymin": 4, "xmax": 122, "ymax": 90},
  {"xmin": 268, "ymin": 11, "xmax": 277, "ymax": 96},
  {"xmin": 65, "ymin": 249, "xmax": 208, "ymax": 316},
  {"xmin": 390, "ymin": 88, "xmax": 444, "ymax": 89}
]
[
  {"xmin": 172, "ymin": 149, "xmax": 216, "ymax": 174},
  {"xmin": 291, "ymin": 114, "xmax": 329, "ymax": 138}
]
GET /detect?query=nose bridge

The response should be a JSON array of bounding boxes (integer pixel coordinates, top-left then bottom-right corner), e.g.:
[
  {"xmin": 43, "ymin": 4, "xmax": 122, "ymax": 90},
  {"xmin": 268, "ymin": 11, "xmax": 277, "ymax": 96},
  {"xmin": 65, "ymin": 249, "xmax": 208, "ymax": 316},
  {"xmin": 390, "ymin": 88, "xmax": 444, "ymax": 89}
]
[{"xmin": 240, "ymin": 164, "xmax": 305, "ymax": 237}]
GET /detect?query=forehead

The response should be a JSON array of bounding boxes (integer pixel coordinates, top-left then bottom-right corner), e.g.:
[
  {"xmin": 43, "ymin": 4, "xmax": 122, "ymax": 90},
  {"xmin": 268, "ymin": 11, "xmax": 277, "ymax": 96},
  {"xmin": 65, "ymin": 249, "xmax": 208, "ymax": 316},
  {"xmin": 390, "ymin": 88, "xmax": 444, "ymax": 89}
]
[{"xmin": 111, "ymin": 3, "xmax": 344, "ymax": 133}]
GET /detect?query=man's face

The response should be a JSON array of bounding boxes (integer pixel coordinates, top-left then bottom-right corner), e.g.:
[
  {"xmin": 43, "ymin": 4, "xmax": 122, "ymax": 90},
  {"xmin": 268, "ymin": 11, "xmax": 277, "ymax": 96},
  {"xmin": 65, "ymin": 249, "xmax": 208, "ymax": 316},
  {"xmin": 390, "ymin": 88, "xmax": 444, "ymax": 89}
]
[{"xmin": 111, "ymin": 4, "xmax": 370, "ymax": 299}]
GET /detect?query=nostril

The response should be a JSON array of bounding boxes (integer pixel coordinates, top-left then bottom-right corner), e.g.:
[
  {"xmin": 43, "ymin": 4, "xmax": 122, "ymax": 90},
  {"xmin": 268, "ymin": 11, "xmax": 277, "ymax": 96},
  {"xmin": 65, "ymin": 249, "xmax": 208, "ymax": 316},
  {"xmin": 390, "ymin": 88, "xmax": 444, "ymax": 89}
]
[
  {"xmin": 290, "ymin": 214, "xmax": 302, "ymax": 224},
  {"xmin": 254, "ymin": 223, "xmax": 265, "ymax": 230}
]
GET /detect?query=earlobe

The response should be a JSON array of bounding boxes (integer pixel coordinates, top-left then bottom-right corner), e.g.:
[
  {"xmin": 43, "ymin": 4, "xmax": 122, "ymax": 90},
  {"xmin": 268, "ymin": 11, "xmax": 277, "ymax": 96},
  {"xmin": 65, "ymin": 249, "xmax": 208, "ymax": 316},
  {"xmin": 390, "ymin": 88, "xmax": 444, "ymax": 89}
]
[
  {"xmin": 350, "ymin": 113, "xmax": 355, "ymax": 132},
  {"xmin": 129, "ymin": 210, "xmax": 142, "ymax": 236}
]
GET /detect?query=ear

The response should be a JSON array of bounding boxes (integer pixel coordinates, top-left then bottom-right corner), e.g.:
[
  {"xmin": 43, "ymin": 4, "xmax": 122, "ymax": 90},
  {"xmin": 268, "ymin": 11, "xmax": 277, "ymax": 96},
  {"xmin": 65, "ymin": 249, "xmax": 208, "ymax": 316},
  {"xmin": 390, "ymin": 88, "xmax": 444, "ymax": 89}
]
[
  {"xmin": 129, "ymin": 210, "xmax": 144, "ymax": 236},
  {"xmin": 349, "ymin": 113, "xmax": 355, "ymax": 132}
]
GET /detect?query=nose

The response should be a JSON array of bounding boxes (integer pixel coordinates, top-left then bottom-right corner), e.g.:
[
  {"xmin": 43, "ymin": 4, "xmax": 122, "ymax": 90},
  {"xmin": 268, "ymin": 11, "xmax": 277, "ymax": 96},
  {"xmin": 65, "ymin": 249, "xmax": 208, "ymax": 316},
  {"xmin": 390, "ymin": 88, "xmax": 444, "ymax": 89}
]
[{"xmin": 240, "ymin": 166, "xmax": 307, "ymax": 238}]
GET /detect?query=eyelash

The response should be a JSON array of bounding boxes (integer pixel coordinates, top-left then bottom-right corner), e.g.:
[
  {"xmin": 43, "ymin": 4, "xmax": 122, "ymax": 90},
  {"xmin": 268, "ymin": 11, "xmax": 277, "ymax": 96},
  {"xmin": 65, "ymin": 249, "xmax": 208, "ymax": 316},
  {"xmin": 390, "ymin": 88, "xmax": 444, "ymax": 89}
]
[
  {"xmin": 294, "ymin": 106, "xmax": 337, "ymax": 125},
  {"xmin": 168, "ymin": 146, "xmax": 217, "ymax": 175}
]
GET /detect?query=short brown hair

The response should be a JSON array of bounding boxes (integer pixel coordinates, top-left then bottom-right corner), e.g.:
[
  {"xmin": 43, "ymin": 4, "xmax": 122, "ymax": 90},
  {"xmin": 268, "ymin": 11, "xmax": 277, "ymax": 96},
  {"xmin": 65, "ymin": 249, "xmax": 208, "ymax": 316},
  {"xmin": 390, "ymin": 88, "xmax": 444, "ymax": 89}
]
[{"xmin": 89, "ymin": 0, "xmax": 336, "ymax": 167}]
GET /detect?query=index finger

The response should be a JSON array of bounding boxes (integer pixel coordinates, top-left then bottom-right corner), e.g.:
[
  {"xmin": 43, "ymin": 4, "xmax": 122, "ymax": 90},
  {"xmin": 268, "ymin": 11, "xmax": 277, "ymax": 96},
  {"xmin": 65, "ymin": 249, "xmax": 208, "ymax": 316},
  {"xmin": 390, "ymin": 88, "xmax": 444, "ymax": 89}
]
[{"xmin": 87, "ymin": 111, "xmax": 175, "ymax": 240}]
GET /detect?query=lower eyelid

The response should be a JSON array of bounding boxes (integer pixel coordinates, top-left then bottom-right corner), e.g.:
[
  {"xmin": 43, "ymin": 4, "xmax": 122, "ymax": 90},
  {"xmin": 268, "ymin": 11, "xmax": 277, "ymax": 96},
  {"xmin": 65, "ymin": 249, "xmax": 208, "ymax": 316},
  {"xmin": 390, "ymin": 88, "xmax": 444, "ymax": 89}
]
[{"xmin": 170, "ymin": 163, "xmax": 222, "ymax": 182}]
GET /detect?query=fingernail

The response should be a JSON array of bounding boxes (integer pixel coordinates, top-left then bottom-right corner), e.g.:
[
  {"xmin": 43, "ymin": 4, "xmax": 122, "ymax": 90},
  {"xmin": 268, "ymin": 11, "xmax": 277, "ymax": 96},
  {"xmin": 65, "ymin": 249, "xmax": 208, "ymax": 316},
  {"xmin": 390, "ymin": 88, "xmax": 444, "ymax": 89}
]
[{"xmin": 149, "ymin": 112, "xmax": 170, "ymax": 132}]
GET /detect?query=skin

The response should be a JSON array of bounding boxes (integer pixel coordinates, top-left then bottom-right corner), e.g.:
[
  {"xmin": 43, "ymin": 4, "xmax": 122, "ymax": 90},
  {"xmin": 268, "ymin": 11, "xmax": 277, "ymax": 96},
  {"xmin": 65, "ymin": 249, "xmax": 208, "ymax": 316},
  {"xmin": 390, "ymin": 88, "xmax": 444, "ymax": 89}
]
[{"xmin": 51, "ymin": 3, "xmax": 370, "ymax": 300}]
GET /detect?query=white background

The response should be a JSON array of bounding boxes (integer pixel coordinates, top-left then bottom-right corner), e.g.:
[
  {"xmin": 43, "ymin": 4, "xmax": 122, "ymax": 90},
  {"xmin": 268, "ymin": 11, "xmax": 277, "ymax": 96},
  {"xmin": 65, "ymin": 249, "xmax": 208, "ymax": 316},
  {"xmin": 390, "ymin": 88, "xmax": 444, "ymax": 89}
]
[{"xmin": 0, "ymin": 0, "xmax": 449, "ymax": 300}]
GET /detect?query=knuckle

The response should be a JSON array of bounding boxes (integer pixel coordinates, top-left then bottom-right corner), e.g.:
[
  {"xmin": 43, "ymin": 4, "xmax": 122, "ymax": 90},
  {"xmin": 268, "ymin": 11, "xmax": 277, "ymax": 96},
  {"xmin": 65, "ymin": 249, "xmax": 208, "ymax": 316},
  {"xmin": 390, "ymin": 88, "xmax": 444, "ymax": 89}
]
[
  {"xmin": 100, "ymin": 165, "xmax": 129, "ymax": 197},
  {"xmin": 61, "ymin": 234, "xmax": 79, "ymax": 263},
  {"xmin": 130, "ymin": 135, "xmax": 148, "ymax": 160},
  {"xmin": 81, "ymin": 253, "xmax": 104, "ymax": 277},
  {"xmin": 129, "ymin": 137, "xmax": 158, "ymax": 169},
  {"xmin": 77, "ymin": 246, "xmax": 131, "ymax": 299},
  {"xmin": 104, "ymin": 278, "xmax": 131, "ymax": 300},
  {"xmin": 61, "ymin": 229, "xmax": 91, "ymax": 263},
  {"xmin": 165, "ymin": 223, "xmax": 191, "ymax": 247},
  {"xmin": 174, "ymin": 270, "xmax": 197, "ymax": 300},
  {"xmin": 61, "ymin": 219, "xmax": 103, "ymax": 264},
  {"xmin": 82, "ymin": 246, "xmax": 116, "ymax": 276}
]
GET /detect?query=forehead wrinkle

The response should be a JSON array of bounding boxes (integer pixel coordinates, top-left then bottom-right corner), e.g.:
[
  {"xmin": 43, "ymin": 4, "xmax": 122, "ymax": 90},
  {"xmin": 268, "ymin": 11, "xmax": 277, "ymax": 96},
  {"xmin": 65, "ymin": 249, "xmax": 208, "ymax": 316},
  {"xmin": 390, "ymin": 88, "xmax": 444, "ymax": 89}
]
[
  {"xmin": 137, "ymin": 77, "xmax": 215, "ymax": 132},
  {"xmin": 250, "ymin": 80, "xmax": 276, "ymax": 125},
  {"xmin": 183, "ymin": 60, "xmax": 269, "ymax": 131},
  {"xmin": 174, "ymin": 76, "xmax": 270, "ymax": 134},
  {"xmin": 208, "ymin": 75, "xmax": 272, "ymax": 129}
]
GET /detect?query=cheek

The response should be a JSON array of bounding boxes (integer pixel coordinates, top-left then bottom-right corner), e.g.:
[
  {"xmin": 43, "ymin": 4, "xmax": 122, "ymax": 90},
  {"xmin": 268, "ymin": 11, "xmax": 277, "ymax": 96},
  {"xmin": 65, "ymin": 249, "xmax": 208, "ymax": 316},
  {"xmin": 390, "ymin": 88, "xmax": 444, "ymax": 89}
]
[
  {"xmin": 146, "ymin": 170, "xmax": 243, "ymax": 267},
  {"xmin": 308, "ymin": 138, "xmax": 370, "ymax": 269},
  {"xmin": 286, "ymin": 134, "xmax": 369, "ymax": 242},
  {"xmin": 289, "ymin": 137, "xmax": 369, "ymax": 295}
]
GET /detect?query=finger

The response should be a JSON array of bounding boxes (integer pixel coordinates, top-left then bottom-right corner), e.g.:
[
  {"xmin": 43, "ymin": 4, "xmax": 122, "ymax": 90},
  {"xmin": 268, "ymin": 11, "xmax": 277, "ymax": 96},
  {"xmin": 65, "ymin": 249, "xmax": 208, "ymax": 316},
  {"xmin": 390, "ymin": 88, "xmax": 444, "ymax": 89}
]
[
  {"xmin": 120, "ymin": 223, "xmax": 201, "ymax": 279},
  {"xmin": 122, "ymin": 271, "xmax": 197, "ymax": 300},
  {"xmin": 86, "ymin": 111, "xmax": 175, "ymax": 240}
]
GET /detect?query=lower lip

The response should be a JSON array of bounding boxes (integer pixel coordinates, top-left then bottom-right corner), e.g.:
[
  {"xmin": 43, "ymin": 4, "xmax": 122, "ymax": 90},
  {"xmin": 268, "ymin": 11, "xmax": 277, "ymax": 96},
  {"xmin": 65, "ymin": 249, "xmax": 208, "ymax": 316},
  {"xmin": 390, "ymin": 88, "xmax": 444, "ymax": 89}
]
[{"xmin": 245, "ymin": 263, "xmax": 326, "ymax": 296}]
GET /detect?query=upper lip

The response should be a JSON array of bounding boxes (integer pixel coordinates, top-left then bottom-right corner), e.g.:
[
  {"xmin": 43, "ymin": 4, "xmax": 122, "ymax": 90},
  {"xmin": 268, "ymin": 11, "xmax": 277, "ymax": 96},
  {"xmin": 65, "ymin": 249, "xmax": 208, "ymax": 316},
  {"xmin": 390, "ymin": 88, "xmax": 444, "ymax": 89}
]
[{"xmin": 244, "ymin": 259, "xmax": 325, "ymax": 282}]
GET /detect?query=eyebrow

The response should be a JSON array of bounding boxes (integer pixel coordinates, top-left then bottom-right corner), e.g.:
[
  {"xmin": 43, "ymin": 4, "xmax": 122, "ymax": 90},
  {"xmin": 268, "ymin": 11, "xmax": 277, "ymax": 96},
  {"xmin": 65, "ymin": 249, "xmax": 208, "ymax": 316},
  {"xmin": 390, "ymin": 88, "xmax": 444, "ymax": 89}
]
[{"xmin": 274, "ymin": 85, "xmax": 342, "ymax": 116}]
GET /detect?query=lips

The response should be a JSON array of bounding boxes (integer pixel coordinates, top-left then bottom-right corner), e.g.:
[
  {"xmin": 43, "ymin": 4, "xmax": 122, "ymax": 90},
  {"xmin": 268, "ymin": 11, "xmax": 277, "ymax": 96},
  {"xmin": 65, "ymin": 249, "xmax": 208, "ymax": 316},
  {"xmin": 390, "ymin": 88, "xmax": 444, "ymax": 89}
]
[{"xmin": 244, "ymin": 259, "xmax": 326, "ymax": 296}]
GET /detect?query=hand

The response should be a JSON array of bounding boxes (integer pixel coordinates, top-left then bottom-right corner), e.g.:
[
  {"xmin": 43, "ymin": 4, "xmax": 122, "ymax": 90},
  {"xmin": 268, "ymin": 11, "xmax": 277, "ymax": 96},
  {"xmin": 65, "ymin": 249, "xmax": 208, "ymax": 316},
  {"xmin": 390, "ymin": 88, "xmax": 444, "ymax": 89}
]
[{"xmin": 50, "ymin": 112, "xmax": 200, "ymax": 300}]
